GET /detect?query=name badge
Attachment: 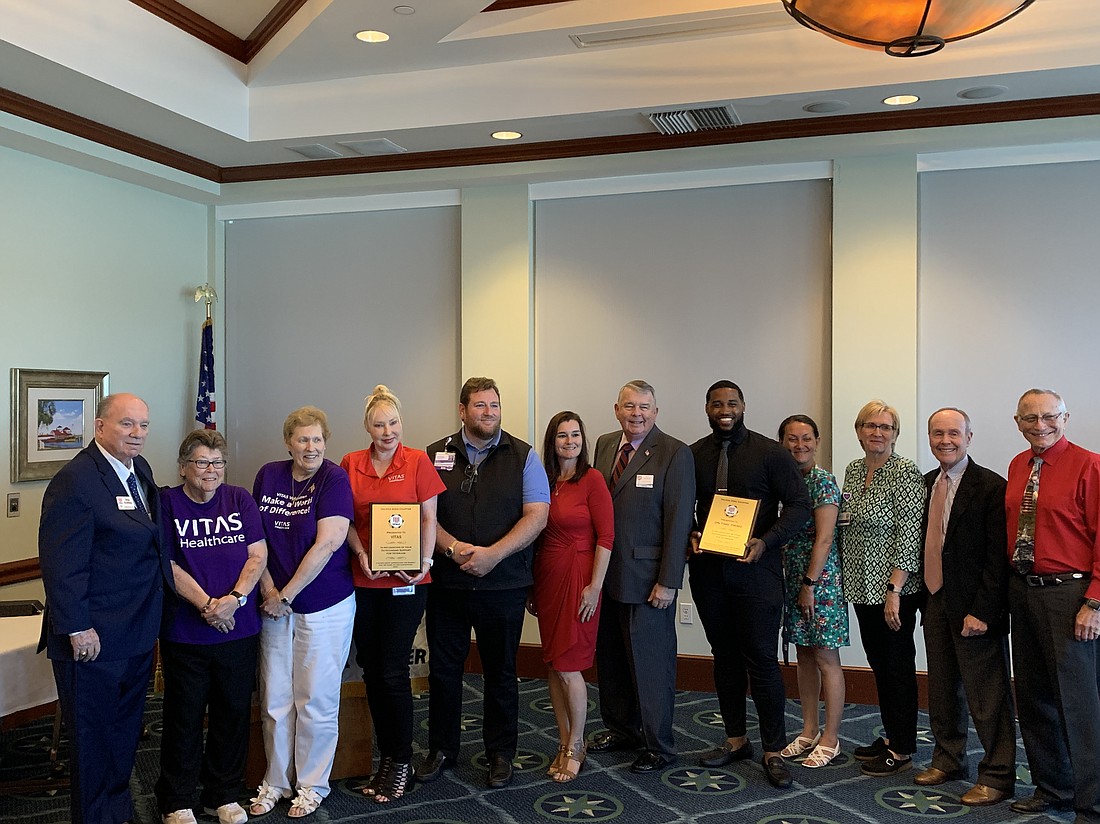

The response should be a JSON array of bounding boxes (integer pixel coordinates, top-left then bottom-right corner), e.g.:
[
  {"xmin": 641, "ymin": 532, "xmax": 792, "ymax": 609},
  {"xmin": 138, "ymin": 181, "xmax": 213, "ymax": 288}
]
[
  {"xmin": 117, "ymin": 496, "xmax": 137, "ymax": 511},
  {"xmin": 434, "ymin": 452, "xmax": 455, "ymax": 471},
  {"xmin": 636, "ymin": 474, "xmax": 654, "ymax": 488},
  {"xmin": 837, "ymin": 511, "xmax": 852, "ymax": 527},
  {"xmin": 392, "ymin": 586, "xmax": 415, "ymax": 596}
]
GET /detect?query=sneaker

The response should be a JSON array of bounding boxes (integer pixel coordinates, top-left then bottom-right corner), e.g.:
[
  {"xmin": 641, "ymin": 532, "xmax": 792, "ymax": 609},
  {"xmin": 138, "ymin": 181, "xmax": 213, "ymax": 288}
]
[
  {"xmin": 203, "ymin": 803, "xmax": 248, "ymax": 824},
  {"xmin": 853, "ymin": 737, "xmax": 889, "ymax": 762},
  {"xmin": 861, "ymin": 751, "xmax": 913, "ymax": 776},
  {"xmin": 163, "ymin": 811, "xmax": 198, "ymax": 824}
]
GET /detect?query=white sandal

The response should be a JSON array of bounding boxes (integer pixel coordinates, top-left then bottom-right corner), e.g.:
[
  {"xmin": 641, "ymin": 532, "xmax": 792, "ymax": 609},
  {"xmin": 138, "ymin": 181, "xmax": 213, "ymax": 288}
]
[
  {"xmin": 288, "ymin": 787, "xmax": 323, "ymax": 818},
  {"xmin": 780, "ymin": 732, "xmax": 821, "ymax": 758},
  {"xmin": 802, "ymin": 741, "xmax": 841, "ymax": 769},
  {"xmin": 249, "ymin": 781, "xmax": 283, "ymax": 816}
]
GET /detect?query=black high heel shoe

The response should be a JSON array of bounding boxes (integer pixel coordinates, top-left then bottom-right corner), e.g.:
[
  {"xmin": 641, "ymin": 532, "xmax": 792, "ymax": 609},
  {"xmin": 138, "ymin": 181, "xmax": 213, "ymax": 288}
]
[
  {"xmin": 374, "ymin": 761, "xmax": 412, "ymax": 803},
  {"xmin": 362, "ymin": 756, "xmax": 393, "ymax": 797}
]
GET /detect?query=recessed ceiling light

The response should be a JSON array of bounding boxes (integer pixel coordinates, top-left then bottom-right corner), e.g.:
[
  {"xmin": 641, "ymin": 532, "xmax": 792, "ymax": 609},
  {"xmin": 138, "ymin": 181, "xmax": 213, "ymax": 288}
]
[
  {"xmin": 492, "ymin": 131, "xmax": 523, "ymax": 140},
  {"xmin": 355, "ymin": 30, "xmax": 390, "ymax": 43},
  {"xmin": 883, "ymin": 94, "xmax": 920, "ymax": 106},
  {"xmin": 957, "ymin": 85, "xmax": 1007, "ymax": 100},
  {"xmin": 802, "ymin": 100, "xmax": 849, "ymax": 114},
  {"xmin": 393, "ymin": 5, "xmax": 415, "ymax": 14}
]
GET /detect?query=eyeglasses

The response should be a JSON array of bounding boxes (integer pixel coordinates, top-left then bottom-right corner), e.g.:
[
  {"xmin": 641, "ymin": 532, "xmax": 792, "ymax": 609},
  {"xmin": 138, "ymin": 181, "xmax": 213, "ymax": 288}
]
[
  {"xmin": 460, "ymin": 463, "xmax": 478, "ymax": 493},
  {"xmin": 860, "ymin": 422, "xmax": 896, "ymax": 433},
  {"xmin": 1018, "ymin": 413, "xmax": 1064, "ymax": 425},
  {"xmin": 187, "ymin": 458, "xmax": 227, "ymax": 469}
]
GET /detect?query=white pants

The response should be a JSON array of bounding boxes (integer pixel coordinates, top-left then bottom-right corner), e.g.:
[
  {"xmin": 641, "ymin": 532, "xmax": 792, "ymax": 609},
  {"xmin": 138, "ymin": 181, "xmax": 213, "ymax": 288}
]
[{"xmin": 257, "ymin": 593, "xmax": 355, "ymax": 798}]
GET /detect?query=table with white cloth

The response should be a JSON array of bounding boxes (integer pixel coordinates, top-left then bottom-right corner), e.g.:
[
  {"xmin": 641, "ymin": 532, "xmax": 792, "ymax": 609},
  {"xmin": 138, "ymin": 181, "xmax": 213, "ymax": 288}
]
[{"xmin": 0, "ymin": 614, "xmax": 57, "ymax": 723}]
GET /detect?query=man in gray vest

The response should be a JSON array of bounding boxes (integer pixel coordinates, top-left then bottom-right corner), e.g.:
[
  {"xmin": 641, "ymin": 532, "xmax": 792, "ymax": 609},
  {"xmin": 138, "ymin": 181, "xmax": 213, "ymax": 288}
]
[{"xmin": 416, "ymin": 377, "xmax": 550, "ymax": 789}]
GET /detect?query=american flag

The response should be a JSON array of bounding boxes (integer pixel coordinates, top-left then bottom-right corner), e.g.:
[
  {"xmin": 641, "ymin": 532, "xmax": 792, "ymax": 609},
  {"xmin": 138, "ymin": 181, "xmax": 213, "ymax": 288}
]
[{"xmin": 195, "ymin": 317, "xmax": 216, "ymax": 429}]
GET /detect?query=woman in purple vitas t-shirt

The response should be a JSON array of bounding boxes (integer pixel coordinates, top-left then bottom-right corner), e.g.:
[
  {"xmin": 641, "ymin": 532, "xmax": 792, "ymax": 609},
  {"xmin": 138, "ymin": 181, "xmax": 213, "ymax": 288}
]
[
  {"xmin": 156, "ymin": 429, "xmax": 267, "ymax": 824},
  {"xmin": 249, "ymin": 406, "xmax": 354, "ymax": 820}
]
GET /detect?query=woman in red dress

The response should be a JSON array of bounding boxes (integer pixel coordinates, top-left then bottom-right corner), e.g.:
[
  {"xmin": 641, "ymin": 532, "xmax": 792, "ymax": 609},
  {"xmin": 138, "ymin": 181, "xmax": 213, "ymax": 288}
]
[{"xmin": 531, "ymin": 411, "xmax": 614, "ymax": 782}]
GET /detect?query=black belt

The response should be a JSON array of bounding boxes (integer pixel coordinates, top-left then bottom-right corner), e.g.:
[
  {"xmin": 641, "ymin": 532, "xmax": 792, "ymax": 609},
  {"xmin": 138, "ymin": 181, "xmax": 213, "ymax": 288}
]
[{"xmin": 1023, "ymin": 572, "xmax": 1088, "ymax": 587}]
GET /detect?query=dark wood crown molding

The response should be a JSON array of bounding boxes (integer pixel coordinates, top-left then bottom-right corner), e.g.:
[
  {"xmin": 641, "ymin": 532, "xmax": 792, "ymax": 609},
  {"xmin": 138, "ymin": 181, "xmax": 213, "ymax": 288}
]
[
  {"xmin": 482, "ymin": 0, "xmax": 575, "ymax": 10},
  {"xmin": 219, "ymin": 93, "xmax": 1100, "ymax": 183},
  {"xmin": 128, "ymin": 0, "xmax": 248, "ymax": 62},
  {"xmin": 0, "ymin": 86, "xmax": 221, "ymax": 182},
  {"xmin": 244, "ymin": 0, "xmax": 311, "ymax": 63}
]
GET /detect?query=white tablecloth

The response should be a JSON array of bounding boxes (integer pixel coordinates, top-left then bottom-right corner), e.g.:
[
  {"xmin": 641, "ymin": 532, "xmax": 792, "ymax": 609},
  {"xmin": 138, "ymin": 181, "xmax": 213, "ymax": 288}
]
[{"xmin": 0, "ymin": 615, "xmax": 57, "ymax": 718}]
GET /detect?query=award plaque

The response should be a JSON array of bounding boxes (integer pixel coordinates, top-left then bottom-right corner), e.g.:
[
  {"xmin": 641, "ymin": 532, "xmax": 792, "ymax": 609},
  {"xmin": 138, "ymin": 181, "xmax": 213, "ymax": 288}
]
[
  {"xmin": 369, "ymin": 503, "xmax": 422, "ymax": 573},
  {"xmin": 699, "ymin": 495, "xmax": 760, "ymax": 558}
]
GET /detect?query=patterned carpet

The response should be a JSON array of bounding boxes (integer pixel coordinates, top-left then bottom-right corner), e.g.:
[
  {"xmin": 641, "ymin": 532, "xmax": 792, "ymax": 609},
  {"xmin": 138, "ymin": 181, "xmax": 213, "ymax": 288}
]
[{"xmin": 0, "ymin": 675, "xmax": 1069, "ymax": 824}]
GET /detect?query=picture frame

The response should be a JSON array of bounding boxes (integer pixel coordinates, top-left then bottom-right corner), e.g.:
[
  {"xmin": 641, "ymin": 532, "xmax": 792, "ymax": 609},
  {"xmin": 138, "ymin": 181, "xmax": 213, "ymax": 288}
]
[{"xmin": 10, "ymin": 368, "xmax": 109, "ymax": 482}]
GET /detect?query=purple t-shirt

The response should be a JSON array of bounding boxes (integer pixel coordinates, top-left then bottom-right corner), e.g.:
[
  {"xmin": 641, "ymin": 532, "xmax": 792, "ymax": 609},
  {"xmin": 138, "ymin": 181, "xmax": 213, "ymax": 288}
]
[
  {"xmin": 162, "ymin": 484, "xmax": 265, "ymax": 645},
  {"xmin": 252, "ymin": 459, "xmax": 354, "ymax": 614}
]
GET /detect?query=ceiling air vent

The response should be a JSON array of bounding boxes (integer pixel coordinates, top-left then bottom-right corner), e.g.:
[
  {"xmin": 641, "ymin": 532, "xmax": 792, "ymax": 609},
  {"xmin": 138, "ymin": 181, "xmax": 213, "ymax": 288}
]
[
  {"xmin": 286, "ymin": 144, "xmax": 343, "ymax": 160},
  {"xmin": 647, "ymin": 105, "xmax": 741, "ymax": 136},
  {"xmin": 338, "ymin": 138, "xmax": 408, "ymax": 156}
]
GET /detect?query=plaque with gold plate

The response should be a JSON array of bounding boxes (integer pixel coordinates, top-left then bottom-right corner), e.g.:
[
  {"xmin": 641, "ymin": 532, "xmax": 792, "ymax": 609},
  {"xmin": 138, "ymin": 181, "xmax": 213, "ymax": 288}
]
[
  {"xmin": 699, "ymin": 495, "xmax": 760, "ymax": 558},
  {"xmin": 369, "ymin": 503, "xmax": 422, "ymax": 573}
]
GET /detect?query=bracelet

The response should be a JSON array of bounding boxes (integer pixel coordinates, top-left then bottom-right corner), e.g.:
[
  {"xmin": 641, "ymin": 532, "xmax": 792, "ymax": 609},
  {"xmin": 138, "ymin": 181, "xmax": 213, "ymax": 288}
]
[
  {"xmin": 423, "ymin": 557, "xmax": 434, "ymax": 568},
  {"xmin": 201, "ymin": 596, "xmax": 214, "ymax": 613}
]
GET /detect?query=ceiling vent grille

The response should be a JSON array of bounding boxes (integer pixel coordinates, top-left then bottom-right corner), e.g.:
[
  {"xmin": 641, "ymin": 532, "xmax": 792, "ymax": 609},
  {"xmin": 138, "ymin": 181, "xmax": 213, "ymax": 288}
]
[
  {"xmin": 339, "ymin": 138, "xmax": 408, "ymax": 156},
  {"xmin": 647, "ymin": 105, "xmax": 741, "ymax": 135},
  {"xmin": 286, "ymin": 144, "xmax": 343, "ymax": 160}
]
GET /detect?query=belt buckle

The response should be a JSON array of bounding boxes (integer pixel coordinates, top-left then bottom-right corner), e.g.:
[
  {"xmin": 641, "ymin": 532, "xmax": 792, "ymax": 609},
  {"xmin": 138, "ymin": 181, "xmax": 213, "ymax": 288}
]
[{"xmin": 1025, "ymin": 574, "xmax": 1044, "ymax": 586}]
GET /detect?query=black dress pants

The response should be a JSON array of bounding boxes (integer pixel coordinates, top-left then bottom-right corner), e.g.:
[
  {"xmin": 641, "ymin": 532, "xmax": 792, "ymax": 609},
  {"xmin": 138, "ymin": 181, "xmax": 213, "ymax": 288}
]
[
  {"xmin": 155, "ymin": 635, "xmax": 258, "ymax": 813},
  {"xmin": 853, "ymin": 593, "xmax": 920, "ymax": 755}
]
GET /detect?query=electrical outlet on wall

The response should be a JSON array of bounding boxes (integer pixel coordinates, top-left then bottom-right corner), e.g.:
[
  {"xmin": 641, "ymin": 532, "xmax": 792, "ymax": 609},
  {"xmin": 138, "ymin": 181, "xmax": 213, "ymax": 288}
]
[
  {"xmin": 678, "ymin": 602, "xmax": 693, "ymax": 624},
  {"xmin": 6, "ymin": 492, "xmax": 20, "ymax": 517}
]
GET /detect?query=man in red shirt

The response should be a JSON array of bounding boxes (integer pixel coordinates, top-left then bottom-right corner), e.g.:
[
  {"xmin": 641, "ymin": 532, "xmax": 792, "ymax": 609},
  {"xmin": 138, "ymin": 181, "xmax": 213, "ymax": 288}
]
[{"xmin": 1005, "ymin": 389, "xmax": 1100, "ymax": 822}]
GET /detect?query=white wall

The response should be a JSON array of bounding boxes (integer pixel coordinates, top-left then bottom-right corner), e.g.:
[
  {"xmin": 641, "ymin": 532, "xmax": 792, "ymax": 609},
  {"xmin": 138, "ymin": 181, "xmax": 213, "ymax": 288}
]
[{"xmin": 0, "ymin": 144, "xmax": 211, "ymax": 590}]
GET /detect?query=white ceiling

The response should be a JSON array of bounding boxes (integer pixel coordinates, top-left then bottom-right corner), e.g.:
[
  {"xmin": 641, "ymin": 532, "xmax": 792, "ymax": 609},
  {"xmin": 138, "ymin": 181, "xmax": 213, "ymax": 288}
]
[{"xmin": 1, "ymin": 0, "xmax": 1098, "ymax": 172}]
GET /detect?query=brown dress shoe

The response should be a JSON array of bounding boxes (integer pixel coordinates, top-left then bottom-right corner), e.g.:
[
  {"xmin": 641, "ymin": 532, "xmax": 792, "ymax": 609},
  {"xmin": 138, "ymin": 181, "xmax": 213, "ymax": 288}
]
[
  {"xmin": 913, "ymin": 767, "xmax": 962, "ymax": 786},
  {"xmin": 960, "ymin": 784, "xmax": 1010, "ymax": 806}
]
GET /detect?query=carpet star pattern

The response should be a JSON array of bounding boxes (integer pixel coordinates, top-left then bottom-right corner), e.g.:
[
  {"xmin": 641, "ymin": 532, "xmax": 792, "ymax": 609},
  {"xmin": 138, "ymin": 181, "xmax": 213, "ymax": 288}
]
[
  {"xmin": 535, "ymin": 791, "xmax": 624, "ymax": 821},
  {"xmin": 876, "ymin": 786, "xmax": 968, "ymax": 818},
  {"xmin": 661, "ymin": 766, "xmax": 745, "ymax": 795}
]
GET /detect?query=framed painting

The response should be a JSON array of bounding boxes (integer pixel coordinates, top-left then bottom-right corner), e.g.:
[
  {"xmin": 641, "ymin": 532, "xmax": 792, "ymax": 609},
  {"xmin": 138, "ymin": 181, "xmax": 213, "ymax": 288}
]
[{"xmin": 10, "ymin": 368, "xmax": 109, "ymax": 482}]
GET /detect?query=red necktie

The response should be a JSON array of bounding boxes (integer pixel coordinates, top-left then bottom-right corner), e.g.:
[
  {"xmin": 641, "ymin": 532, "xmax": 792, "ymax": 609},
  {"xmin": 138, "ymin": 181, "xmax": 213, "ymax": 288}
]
[{"xmin": 610, "ymin": 442, "xmax": 634, "ymax": 488}]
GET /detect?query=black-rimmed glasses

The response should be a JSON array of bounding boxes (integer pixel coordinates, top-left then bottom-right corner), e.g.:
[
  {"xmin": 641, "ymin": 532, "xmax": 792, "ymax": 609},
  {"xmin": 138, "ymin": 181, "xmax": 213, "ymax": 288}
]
[
  {"xmin": 187, "ymin": 458, "xmax": 227, "ymax": 469},
  {"xmin": 461, "ymin": 463, "xmax": 478, "ymax": 493}
]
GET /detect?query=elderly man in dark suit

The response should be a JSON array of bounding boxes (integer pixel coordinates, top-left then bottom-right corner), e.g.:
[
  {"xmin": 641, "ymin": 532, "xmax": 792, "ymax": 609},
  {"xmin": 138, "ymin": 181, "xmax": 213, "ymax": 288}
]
[
  {"xmin": 39, "ymin": 393, "xmax": 172, "ymax": 824},
  {"xmin": 914, "ymin": 407, "xmax": 1015, "ymax": 807},
  {"xmin": 587, "ymin": 380, "xmax": 695, "ymax": 773}
]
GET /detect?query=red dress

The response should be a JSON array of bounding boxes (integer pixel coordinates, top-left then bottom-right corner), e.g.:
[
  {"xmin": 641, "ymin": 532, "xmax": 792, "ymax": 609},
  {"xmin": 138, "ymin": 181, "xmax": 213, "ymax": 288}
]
[{"xmin": 532, "ymin": 468, "xmax": 615, "ymax": 671}]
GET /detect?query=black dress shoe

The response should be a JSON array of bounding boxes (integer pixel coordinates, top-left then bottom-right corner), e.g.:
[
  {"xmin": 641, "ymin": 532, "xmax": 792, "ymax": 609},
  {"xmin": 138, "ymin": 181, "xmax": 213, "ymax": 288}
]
[
  {"xmin": 588, "ymin": 731, "xmax": 637, "ymax": 753},
  {"xmin": 699, "ymin": 741, "xmax": 753, "ymax": 768},
  {"xmin": 762, "ymin": 756, "xmax": 793, "ymax": 789},
  {"xmin": 414, "ymin": 750, "xmax": 456, "ymax": 782},
  {"xmin": 1009, "ymin": 793, "xmax": 1071, "ymax": 814},
  {"xmin": 630, "ymin": 751, "xmax": 673, "ymax": 773},
  {"xmin": 487, "ymin": 754, "xmax": 514, "ymax": 788},
  {"xmin": 854, "ymin": 737, "xmax": 889, "ymax": 762}
]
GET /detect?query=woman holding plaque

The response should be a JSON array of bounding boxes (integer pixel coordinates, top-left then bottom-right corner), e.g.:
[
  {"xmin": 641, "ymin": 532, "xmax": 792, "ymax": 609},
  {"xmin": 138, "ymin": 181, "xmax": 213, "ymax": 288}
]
[
  {"xmin": 530, "ymin": 411, "xmax": 614, "ymax": 782},
  {"xmin": 157, "ymin": 430, "xmax": 266, "ymax": 824},
  {"xmin": 341, "ymin": 385, "xmax": 445, "ymax": 803},
  {"xmin": 839, "ymin": 400, "xmax": 925, "ymax": 778},
  {"xmin": 776, "ymin": 415, "xmax": 848, "ymax": 769},
  {"xmin": 250, "ymin": 407, "xmax": 355, "ymax": 819}
]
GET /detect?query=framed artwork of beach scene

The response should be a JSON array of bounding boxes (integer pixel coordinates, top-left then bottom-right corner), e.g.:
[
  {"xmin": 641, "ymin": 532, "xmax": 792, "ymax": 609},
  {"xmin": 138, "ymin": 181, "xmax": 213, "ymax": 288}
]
[{"xmin": 10, "ymin": 368, "xmax": 109, "ymax": 482}]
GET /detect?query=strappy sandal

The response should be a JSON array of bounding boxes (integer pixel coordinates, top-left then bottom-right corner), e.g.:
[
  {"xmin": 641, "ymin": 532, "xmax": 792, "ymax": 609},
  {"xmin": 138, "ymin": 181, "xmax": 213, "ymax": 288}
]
[
  {"xmin": 780, "ymin": 732, "xmax": 822, "ymax": 759},
  {"xmin": 362, "ymin": 756, "xmax": 394, "ymax": 796},
  {"xmin": 374, "ymin": 761, "xmax": 411, "ymax": 803},
  {"xmin": 287, "ymin": 787, "xmax": 322, "ymax": 818},
  {"xmin": 552, "ymin": 743, "xmax": 586, "ymax": 783},
  {"xmin": 548, "ymin": 744, "xmax": 568, "ymax": 776},
  {"xmin": 802, "ymin": 742, "xmax": 841, "ymax": 769},
  {"xmin": 249, "ymin": 781, "xmax": 283, "ymax": 816}
]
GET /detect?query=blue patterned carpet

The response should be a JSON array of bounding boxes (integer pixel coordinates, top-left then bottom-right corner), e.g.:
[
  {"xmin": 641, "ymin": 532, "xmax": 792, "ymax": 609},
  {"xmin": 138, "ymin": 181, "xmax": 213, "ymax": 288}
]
[{"xmin": 0, "ymin": 675, "xmax": 1069, "ymax": 823}]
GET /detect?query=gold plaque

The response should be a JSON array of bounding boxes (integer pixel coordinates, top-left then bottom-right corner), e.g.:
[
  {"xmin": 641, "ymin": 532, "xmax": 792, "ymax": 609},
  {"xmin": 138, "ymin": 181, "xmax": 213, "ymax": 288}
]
[
  {"xmin": 368, "ymin": 503, "xmax": 422, "ymax": 572},
  {"xmin": 699, "ymin": 495, "xmax": 760, "ymax": 558}
]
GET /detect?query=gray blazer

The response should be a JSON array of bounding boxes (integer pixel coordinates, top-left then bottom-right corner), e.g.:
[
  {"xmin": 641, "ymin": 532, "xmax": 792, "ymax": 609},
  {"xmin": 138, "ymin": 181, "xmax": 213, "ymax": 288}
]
[{"xmin": 594, "ymin": 426, "xmax": 695, "ymax": 603}]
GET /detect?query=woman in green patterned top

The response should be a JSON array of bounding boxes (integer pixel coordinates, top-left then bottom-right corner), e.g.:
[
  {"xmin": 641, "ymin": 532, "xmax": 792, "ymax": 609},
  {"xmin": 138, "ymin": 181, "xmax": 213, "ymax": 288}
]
[{"xmin": 838, "ymin": 400, "xmax": 925, "ymax": 778}]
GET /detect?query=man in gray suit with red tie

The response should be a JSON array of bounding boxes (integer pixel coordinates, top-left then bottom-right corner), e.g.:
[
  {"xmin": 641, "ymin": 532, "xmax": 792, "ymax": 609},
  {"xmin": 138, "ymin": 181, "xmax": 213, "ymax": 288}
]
[
  {"xmin": 39, "ymin": 393, "xmax": 172, "ymax": 824},
  {"xmin": 914, "ymin": 407, "xmax": 1015, "ymax": 807},
  {"xmin": 587, "ymin": 380, "xmax": 694, "ymax": 773}
]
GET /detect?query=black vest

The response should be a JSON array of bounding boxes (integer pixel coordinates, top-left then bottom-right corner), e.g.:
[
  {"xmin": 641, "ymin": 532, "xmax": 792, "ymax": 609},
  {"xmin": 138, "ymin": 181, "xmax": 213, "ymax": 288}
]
[{"xmin": 427, "ymin": 429, "xmax": 534, "ymax": 590}]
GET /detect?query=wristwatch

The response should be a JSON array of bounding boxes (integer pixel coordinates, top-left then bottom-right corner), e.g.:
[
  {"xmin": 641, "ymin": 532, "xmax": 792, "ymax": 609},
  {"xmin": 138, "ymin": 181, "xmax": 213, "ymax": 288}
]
[
  {"xmin": 1085, "ymin": 598, "xmax": 1100, "ymax": 611},
  {"xmin": 445, "ymin": 540, "xmax": 458, "ymax": 559},
  {"xmin": 886, "ymin": 582, "xmax": 901, "ymax": 594},
  {"xmin": 801, "ymin": 576, "xmax": 819, "ymax": 587},
  {"xmin": 230, "ymin": 590, "xmax": 247, "ymax": 607}
]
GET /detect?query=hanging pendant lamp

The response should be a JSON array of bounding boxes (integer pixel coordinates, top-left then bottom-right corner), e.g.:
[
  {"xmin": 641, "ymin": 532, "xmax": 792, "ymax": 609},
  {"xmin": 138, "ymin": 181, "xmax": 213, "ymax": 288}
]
[{"xmin": 781, "ymin": 0, "xmax": 1036, "ymax": 57}]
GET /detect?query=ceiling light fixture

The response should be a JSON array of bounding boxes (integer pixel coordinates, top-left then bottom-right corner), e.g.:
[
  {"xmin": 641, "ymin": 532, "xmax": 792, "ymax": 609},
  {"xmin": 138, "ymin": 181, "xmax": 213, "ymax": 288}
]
[
  {"xmin": 492, "ymin": 131, "xmax": 523, "ymax": 140},
  {"xmin": 355, "ymin": 30, "xmax": 390, "ymax": 43},
  {"xmin": 393, "ymin": 6, "xmax": 415, "ymax": 14},
  {"xmin": 781, "ymin": 0, "xmax": 1036, "ymax": 57},
  {"xmin": 883, "ymin": 94, "xmax": 920, "ymax": 106}
]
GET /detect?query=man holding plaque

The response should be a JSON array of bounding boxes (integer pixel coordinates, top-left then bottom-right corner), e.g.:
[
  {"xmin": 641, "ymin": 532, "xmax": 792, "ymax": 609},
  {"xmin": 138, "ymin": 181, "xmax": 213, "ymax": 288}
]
[
  {"xmin": 688, "ymin": 381, "xmax": 811, "ymax": 789},
  {"xmin": 588, "ymin": 380, "xmax": 695, "ymax": 773},
  {"xmin": 416, "ymin": 378, "xmax": 550, "ymax": 790}
]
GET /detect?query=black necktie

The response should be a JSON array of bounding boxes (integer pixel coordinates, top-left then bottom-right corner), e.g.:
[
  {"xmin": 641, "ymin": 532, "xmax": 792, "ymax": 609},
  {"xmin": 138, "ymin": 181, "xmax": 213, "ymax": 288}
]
[
  {"xmin": 127, "ymin": 472, "xmax": 149, "ymax": 518},
  {"xmin": 716, "ymin": 440, "xmax": 730, "ymax": 495}
]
